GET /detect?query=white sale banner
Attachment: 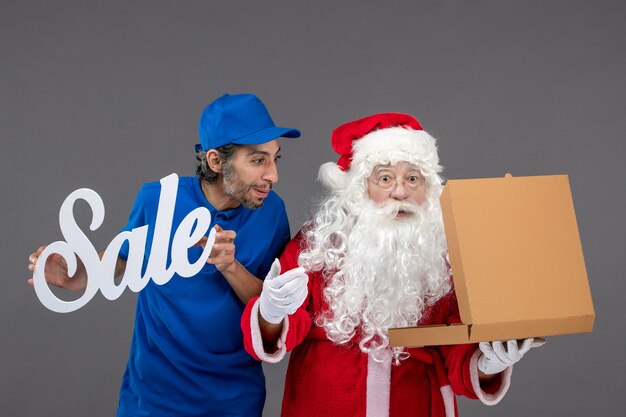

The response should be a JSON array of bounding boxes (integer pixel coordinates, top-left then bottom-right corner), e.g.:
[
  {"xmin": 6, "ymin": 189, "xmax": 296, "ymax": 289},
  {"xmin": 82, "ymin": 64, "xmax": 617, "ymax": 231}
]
[{"xmin": 33, "ymin": 173, "xmax": 216, "ymax": 313}]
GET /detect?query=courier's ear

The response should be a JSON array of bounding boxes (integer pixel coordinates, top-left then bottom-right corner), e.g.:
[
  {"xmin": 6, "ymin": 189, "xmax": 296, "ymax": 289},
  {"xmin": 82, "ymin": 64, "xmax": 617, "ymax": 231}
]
[{"xmin": 206, "ymin": 149, "xmax": 224, "ymax": 173}]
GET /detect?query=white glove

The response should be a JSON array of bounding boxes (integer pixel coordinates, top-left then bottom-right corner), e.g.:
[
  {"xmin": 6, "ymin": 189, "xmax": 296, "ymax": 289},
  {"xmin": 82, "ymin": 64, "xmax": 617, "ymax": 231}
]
[
  {"xmin": 259, "ymin": 259, "xmax": 309, "ymax": 324},
  {"xmin": 478, "ymin": 338, "xmax": 546, "ymax": 375}
]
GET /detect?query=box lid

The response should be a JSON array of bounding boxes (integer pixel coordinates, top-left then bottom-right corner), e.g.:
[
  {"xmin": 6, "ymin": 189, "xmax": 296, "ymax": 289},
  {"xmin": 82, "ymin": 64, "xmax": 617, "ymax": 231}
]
[{"xmin": 389, "ymin": 174, "xmax": 595, "ymax": 347}]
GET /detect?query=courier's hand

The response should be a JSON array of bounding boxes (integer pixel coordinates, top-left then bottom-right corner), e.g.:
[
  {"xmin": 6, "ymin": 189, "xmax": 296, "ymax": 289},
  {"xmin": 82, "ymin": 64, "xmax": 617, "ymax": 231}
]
[
  {"xmin": 27, "ymin": 245, "xmax": 87, "ymax": 291},
  {"xmin": 198, "ymin": 224, "xmax": 237, "ymax": 274},
  {"xmin": 478, "ymin": 338, "xmax": 546, "ymax": 375},
  {"xmin": 259, "ymin": 259, "xmax": 309, "ymax": 324}
]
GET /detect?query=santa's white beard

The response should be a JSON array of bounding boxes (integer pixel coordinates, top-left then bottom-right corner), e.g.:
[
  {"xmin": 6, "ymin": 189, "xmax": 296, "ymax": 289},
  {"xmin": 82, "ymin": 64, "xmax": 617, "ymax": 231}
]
[{"xmin": 303, "ymin": 197, "xmax": 451, "ymax": 361}]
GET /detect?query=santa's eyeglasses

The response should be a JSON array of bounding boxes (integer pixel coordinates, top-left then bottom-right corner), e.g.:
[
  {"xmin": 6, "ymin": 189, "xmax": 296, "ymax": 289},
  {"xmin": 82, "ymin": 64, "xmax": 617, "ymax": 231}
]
[{"xmin": 369, "ymin": 172, "xmax": 426, "ymax": 192}]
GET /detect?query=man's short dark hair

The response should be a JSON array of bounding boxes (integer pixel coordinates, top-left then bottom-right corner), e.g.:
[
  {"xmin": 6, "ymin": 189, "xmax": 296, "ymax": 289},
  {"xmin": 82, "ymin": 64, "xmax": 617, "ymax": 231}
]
[{"xmin": 195, "ymin": 144, "xmax": 241, "ymax": 184}]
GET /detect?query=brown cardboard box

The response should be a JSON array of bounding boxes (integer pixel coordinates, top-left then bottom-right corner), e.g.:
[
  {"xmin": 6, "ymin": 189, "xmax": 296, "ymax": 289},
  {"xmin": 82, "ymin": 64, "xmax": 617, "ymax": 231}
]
[{"xmin": 389, "ymin": 174, "xmax": 595, "ymax": 347}]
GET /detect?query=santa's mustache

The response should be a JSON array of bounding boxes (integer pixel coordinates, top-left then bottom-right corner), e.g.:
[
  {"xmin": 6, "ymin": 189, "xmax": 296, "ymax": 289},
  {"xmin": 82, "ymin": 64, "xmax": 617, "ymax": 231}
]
[{"xmin": 369, "ymin": 201, "xmax": 421, "ymax": 218}]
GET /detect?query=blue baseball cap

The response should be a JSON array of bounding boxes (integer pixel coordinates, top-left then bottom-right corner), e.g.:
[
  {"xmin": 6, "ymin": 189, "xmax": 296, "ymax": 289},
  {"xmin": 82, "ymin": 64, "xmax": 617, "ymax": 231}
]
[{"xmin": 197, "ymin": 93, "xmax": 301, "ymax": 152}]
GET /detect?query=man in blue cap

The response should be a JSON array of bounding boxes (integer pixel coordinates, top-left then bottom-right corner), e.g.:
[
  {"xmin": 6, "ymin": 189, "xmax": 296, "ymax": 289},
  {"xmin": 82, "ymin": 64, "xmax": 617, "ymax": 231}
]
[{"xmin": 28, "ymin": 93, "xmax": 303, "ymax": 416}]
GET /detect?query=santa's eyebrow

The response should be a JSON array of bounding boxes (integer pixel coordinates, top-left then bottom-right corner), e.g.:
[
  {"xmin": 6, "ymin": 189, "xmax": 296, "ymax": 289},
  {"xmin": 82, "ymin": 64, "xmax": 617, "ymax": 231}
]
[
  {"xmin": 372, "ymin": 165, "xmax": 423, "ymax": 176},
  {"xmin": 372, "ymin": 164, "xmax": 392, "ymax": 173}
]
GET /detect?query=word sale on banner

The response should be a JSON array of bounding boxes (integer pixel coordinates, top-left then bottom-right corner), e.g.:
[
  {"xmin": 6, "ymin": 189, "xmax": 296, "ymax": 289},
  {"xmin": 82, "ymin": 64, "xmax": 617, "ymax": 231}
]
[{"xmin": 33, "ymin": 173, "xmax": 216, "ymax": 313}]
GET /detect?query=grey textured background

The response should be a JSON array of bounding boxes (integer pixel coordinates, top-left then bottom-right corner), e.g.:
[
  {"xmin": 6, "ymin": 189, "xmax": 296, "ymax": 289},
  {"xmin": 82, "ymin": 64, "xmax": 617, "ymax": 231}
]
[{"xmin": 2, "ymin": 0, "xmax": 625, "ymax": 415}]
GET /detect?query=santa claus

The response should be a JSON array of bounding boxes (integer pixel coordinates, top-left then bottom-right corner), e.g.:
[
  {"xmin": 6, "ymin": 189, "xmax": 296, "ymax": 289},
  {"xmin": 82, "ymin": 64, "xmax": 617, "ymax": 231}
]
[{"xmin": 241, "ymin": 113, "xmax": 543, "ymax": 417}]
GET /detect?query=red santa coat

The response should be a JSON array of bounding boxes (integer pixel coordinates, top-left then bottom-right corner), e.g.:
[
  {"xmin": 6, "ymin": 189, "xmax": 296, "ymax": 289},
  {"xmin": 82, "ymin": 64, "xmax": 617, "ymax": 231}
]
[{"xmin": 242, "ymin": 232, "xmax": 512, "ymax": 417}]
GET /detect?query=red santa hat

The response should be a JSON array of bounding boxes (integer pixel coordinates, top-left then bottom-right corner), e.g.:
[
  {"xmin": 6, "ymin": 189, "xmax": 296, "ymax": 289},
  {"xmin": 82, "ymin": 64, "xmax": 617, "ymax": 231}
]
[{"xmin": 319, "ymin": 113, "xmax": 441, "ymax": 191}]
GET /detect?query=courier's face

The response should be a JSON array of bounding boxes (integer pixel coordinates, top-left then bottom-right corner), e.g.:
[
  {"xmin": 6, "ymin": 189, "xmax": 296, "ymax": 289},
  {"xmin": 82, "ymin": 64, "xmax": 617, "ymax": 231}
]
[
  {"xmin": 222, "ymin": 140, "xmax": 281, "ymax": 209},
  {"xmin": 366, "ymin": 161, "xmax": 427, "ymax": 215}
]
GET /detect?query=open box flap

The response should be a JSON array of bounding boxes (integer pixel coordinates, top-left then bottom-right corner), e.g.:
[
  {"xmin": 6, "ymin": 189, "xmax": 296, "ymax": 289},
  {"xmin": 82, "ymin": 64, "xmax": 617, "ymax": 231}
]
[
  {"xmin": 442, "ymin": 174, "xmax": 594, "ymax": 327},
  {"xmin": 389, "ymin": 174, "xmax": 595, "ymax": 348}
]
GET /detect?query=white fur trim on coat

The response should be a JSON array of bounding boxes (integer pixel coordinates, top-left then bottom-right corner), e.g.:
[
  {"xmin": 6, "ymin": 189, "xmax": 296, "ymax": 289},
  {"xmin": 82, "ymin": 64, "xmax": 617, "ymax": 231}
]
[
  {"xmin": 440, "ymin": 385, "xmax": 456, "ymax": 417},
  {"xmin": 249, "ymin": 298, "xmax": 290, "ymax": 363},
  {"xmin": 470, "ymin": 349, "xmax": 513, "ymax": 405},
  {"xmin": 366, "ymin": 351, "xmax": 392, "ymax": 417}
]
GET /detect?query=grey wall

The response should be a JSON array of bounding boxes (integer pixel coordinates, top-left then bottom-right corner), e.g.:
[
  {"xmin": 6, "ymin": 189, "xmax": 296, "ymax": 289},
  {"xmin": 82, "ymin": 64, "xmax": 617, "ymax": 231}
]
[{"xmin": 2, "ymin": 0, "xmax": 624, "ymax": 415}]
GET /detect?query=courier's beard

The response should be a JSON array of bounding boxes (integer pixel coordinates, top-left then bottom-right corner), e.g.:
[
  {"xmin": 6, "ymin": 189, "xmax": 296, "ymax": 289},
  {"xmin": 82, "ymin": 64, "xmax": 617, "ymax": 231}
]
[
  {"xmin": 222, "ymin": 162, "xmax": 270, "ymax": 209},
  {"xmin": 300, "ymin": 194, "xmax": 451, "ymax": 362}
]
